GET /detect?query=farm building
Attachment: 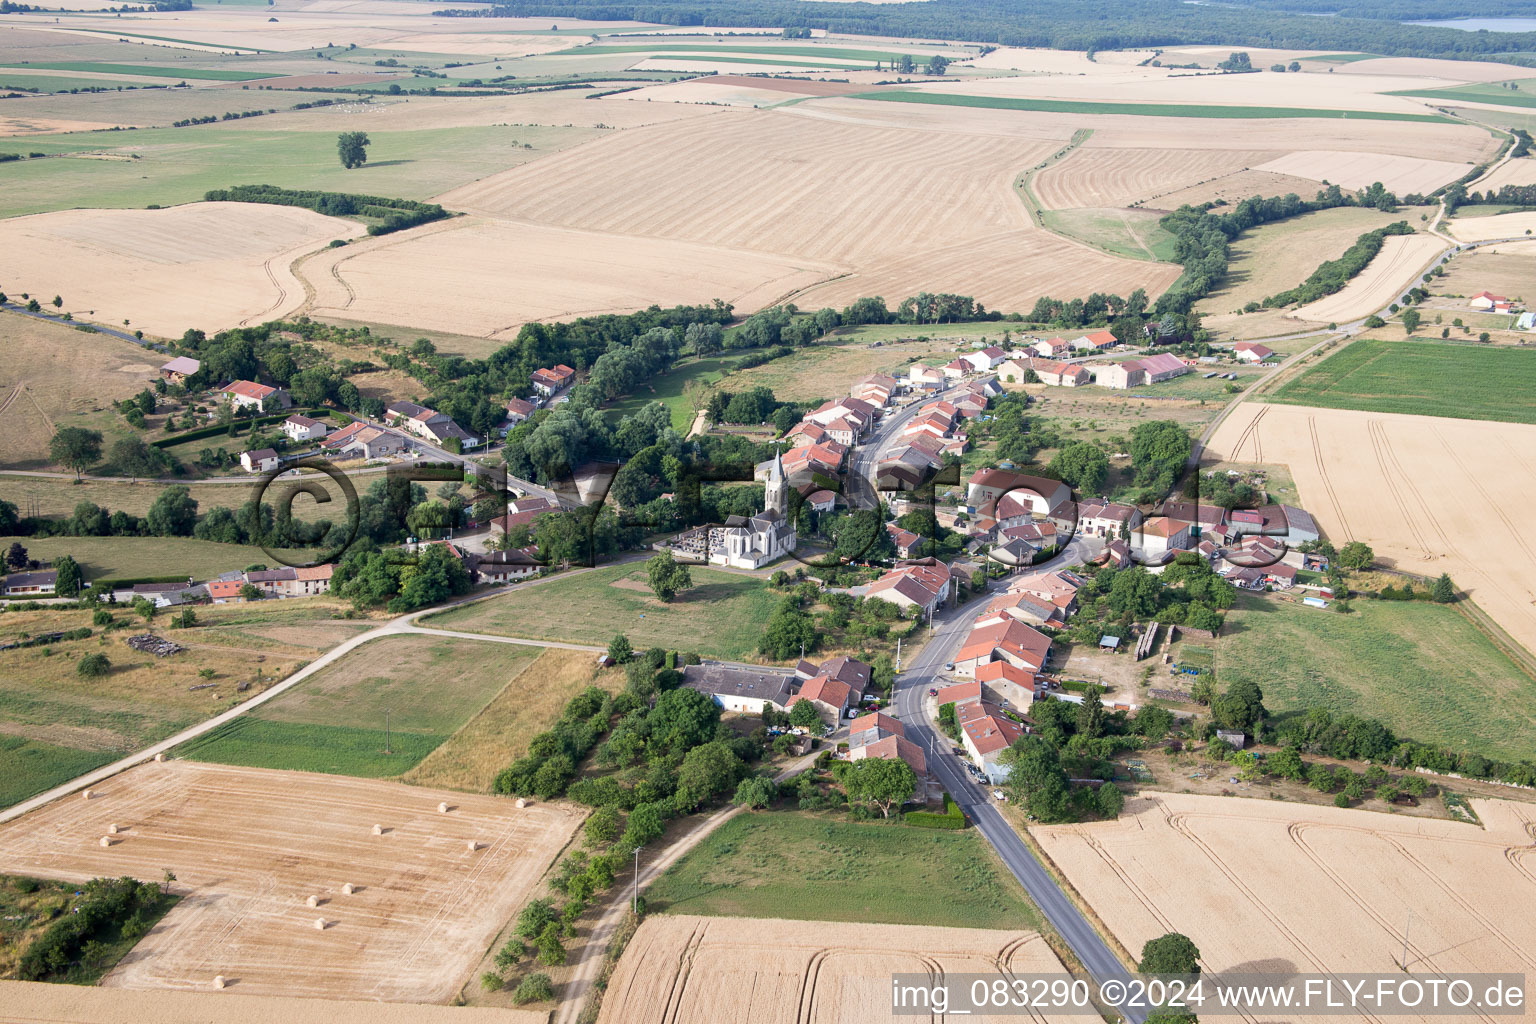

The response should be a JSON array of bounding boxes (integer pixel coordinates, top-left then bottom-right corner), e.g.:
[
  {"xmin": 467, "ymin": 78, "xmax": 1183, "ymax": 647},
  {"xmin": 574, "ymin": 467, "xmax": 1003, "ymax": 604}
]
[
  {"xmin": 1469, "ymin": 291, "xmax": 1509, "ymax": 312},
  {"xmin": 1029, "ymin": 358, "xmax": 1091, "ymax": 387},
  {"xmin": 1072, "ymin": 330, "xmax": 1118, "ymax": 353},
  {"xmin": 1094, "ymin": 361, "xmax": 1147, "ymax": 390},
  {"xmin": 1232, "ymin": 342, "xmax": 1274, "ymax": 363},
  {"xmin": 683, "ymin": 662, "xmax": 798, "ymax": 714},
  {"xmin": 1136, "ymin": 353, "xmax": 1192, "ymax": 383},
  {"xmin": 159, "ymin": 356, "xmax": 200, "ymax": 384}
]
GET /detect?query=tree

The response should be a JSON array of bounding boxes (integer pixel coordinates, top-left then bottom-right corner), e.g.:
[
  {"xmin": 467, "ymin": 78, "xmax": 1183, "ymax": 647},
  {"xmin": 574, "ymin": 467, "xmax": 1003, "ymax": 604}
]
[
  {"xmin": 841, "ymin": 757, "xmax": 916, "ymax": 817},
  {"xmin": 1076, "ymin": 685, "xmax": 1105, "ymax": 739},
  {"xmin": 1431, "ymin": 573, "xmax": 1455, "ymax": 603},
  {"xmin": 675, "ymin": 740, "xmax": 746, "ymax": 810},
  {"xmin": 645, "ymin": 550, "xmax": 694, "ymax": 603},
  {"xmin": 925, "ymin": 54, "xmax": 949, "ymax": 75},
  {"xmin": 789, "ymin": 698, "xmax": 823, "ymax": 729},
  {"xmin": 5, "ymin": 541, "xmax": 28, "ymax": 570},
  {"xmin": 51, "ymin": 294, "xmax": 62, "ymax": 309},
  {"xmin": 1268, "ymin": 745, "xmax": 1305, "ymax": 781},
  {"xmin": 1401, "ymin": 308, "xmax": 1421, "ymax": 334},
  {"xmin": 1129, "ymin": 420, "xmax": 1191, "ymax": 495},
  {"xmin": 535, "ymin": 921, "xmax": 566, "ymax": 966},
  {"xmin": 1096, "ymin": 781, "xmax": 1124, "ymax": 817},
  {"xmin": 109, "ymin": 436, "xmax": 160, "ymax": 478},
  {"xmin": 896, "ymin": 53, "xmax": 915, "ymax": 74},
  {"xmin": 76, "ymin": 653, "xmax": 111, "ymax": 678},
  {"xmin": 608, "ymin": 633, "xmax": 632, "ymax": 664},
  {"xmin": 337, "ymin": 131, "xmax": 370, "ymax": 169},
  {"xmin": 1139, "ymin": 932, "xmax": 1201, "ymax": 975},
  {"xmin": 1048, "ymin": 441, "xmax": 1109, "ymax": 495},
  {"xmin": 512, "ymin": 973, "xmax": 554, "ymax": 1005},
  {"xmin": 49, "ymin": 426, "xmax": 103, "ymax": 479},
  {"xmin": 1364, "ymin": 314, "xmax": 1386, "ymax": 328},
  {"xmin": 733, "ymin": 775, "xmax": 777, "ymax": 809},
  {"xmin": 53, "ymin": 555, "xmax": 82, "ymax": 598},
  {"xmin": 146, "ymin": 485, "xmax": 198, "ymax": 537},
  {"xmin": 1338, "ymin": 540, "xmax": 1374, "ymax": 569},
  {"xmin": 1211, "ymin": 679, "xmax": 1265, "ymax": 732}
]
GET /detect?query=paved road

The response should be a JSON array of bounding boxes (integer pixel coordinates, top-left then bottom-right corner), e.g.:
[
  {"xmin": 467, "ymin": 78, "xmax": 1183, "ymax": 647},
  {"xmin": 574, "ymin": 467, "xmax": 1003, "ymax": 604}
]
[
  {"xmin": 889, "ymin": 542, "xmax": 1144, "ymax": 1022},
  {"xmin": 0, "ymin": 299, "xmax": 162, "ymax": 350}
]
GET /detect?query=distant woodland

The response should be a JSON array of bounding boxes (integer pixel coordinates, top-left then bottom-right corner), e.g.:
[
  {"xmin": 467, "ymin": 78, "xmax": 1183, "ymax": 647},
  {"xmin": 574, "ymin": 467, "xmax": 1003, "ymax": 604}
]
[{"xmin": 437, "ymin": 0, "xmax": 1536, "ymax": 65}]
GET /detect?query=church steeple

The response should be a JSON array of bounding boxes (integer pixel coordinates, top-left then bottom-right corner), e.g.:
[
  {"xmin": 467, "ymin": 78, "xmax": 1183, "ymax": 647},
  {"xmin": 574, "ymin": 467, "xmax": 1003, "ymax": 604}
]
[{"xmin": 765, "ymin": 447, "xmax": 787, "ymax": 515}]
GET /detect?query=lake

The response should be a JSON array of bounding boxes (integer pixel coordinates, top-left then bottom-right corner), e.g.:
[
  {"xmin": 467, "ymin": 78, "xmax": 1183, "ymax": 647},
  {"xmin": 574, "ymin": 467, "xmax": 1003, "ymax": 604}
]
[{"xmin": 1406, "ymin": 17, "xmax": 1536, "ymax": 32}]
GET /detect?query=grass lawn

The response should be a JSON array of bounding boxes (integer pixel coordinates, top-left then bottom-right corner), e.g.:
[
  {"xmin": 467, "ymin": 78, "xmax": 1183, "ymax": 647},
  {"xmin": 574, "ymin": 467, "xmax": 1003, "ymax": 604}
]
[
  {"xmin": 606, "ymin": 354, "xmax": 746, "ymax": 431},
  {"xmin": 1265, "ymin": 338, "xmax": 1536, "ymax": 423},
  {"xmin": 0, "ymin": 122, "xmax": 595, "ymax": 219},
  {"xmin": 645, "ymin": 812, "xmax": 1043, "ymax": 931},
  {"xmin": 854, "ymin": 90, "xmax": 1454, "ymax": 123},
  {"xmin": 426, "ymin": 564, "xmax": 777, "ymax": 661},
  {"xmin": 404, "ymin": 647, "xmax": 622, "ymax": 791},
  {"xmin": 176, "ymin": 634, "xmax": 541, "ymax": 778},
  {"xmin": 1040, "ymin": 207, "xmax": 1179, "ymax": 263},
  {"xmin": 0, "ymin": 599, "xmax": 379, "ymax": 808},
  {"xmin": 1215, "ymin": 593, "xmax": 1536, "ymax": 762},
  {"xmin": 0, "ymin": 536, "xmax": 319, "ymax": 584}
]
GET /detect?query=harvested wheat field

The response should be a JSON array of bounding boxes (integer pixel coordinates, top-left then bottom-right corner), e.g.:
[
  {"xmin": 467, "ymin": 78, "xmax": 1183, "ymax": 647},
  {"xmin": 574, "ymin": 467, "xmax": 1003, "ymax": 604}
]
[
  {"xmin": 1477, "ymin": 157, "xmax": 1536, "ymax": 192},
  {"xmin": 0, "ymin": 314, "xmax": 156, "ymax": 467},
  {"xmin": 1207, "ymin": 403, "xmax": 1536, "ymax": 656},
  {"xmin": 1034, "ymin": 791, "xmax": 1536, "ymax": 1015},
  {"xmin": 1430, "ymin": 241, "xmax": 1536, "ymax": 302},
  {"xmin": 598, "ymin": 914, "xmax": 1079, "ymax": 1024},
  {"xmin": 1252, "ymin": 150, "xmax": 1472, "ymax": 195},
  {"xmin": 0, "ymin": 203, "xmax": 363, "ymax": 338},
  {"xmin": 0, "ymin": 981, "xmax": 543, "ymax": 1024},
  {"xmin": 301, "ymin": 216, "xmax": 839, "ymax": 340},
  {"xmin": 1448, "ymin": 210, "xmax": 1536, "ymax": 243},
  {"xmin": 1034, "ymin": 147, "xmax": 1279, "ymax": 210},
  {"xmin": 1291, "ymin": 233, "xmax": 1446, "ymax": 323},
  {"xmin": 0, "ymin": 760, "xmax": 582, "ymax": 1002}
]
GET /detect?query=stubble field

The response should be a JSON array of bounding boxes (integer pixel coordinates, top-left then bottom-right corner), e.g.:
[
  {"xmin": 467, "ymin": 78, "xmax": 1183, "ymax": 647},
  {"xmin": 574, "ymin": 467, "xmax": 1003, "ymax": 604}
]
[
  {"xmin": 0, "ymin": 202, "xmax": 363, "ymax": 338},
  {"xmin": 0, "ymin": 759, "xmax": 583, "ymax": 1002},
  {"xmin": 1291, "ymin": 233, "xmax": 1446, "ymax": 324},
  {"xmin": 1207, "ymin": 401, "xmax": 1536, "ymax": 659},
  {"xmin": 1034, "ymin": 792, "xmax": 1536, "ymax": 1009},
  {"xmin": 597, "ymin": 914, "xmax": 1078, "ymax": 1024}
]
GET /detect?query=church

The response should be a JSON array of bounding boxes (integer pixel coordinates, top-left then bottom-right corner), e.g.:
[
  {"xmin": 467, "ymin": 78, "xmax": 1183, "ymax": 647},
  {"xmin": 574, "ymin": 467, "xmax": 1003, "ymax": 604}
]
[{"xmin": 708, "ymin": 449, "xmax": 797, "ymax": 570}]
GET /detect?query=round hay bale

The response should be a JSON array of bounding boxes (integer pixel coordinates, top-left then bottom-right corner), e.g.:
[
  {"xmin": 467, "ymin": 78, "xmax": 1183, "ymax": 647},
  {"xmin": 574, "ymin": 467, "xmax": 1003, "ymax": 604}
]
[
  {"xmin": 82, "ymin": 789, "xmax": 93, "ymax": 800},
  {"xmin": 107, "ymin": 823, "xmax": 119, "ymax": 835},
  {"xmin": 99, "ymin": 836, "xmax": 111, "ymax": 848},
  {"xmin": 371, "ymin": 824, "xmax": 383, "ymax": 836},
  {"xmin": 213, "ymin": 975, "xmax": 226, "ymax": 990},
  {"xmin": 466, "ymin": 840, "xmax": 478, "ymax": 852},
  {"xmin": 306, "ymin": 894, "xmax": 319, "ymax": 908},
  {"xmin": 154, "ymin": 753, "xmax": 166, "ymax": 763},
  {"xmin": 313, "ymin": 917, "xmax": 326, "ymax": 931},
  {"xmin": 514, "ymin": 798, "xmax": 526, "ymax": 809},
  {"xmin": 438, "ymin": 802, "xmax": 449, "ymax": 814},
  {"xmin": 341, "ymin": 883, "xmax": 355, "ymax": 895}
]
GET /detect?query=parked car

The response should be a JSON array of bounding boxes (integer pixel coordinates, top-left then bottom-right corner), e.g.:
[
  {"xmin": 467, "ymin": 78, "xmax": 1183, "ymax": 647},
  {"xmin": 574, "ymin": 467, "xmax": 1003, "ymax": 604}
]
[
  {"xmin": 951, "ymin": 746, "xmax": 965, "ymax": 757},
  {"xmin": 928, "ymin": 687, "xmax": 938, "ymax": 696},
  {"xmin": 993, "ymin": 789, "xmax": 1006, "ymax": 801},
  {"xmin": 943, "ymin": 662, "xmax": 955, "ymax": 672}
]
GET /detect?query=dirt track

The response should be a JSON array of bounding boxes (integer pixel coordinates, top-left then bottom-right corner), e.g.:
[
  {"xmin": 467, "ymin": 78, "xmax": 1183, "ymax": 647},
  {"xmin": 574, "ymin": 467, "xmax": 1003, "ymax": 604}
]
[{"xmin": 0, "ymin": 761, "xmax": 581, "ymax": 1003}]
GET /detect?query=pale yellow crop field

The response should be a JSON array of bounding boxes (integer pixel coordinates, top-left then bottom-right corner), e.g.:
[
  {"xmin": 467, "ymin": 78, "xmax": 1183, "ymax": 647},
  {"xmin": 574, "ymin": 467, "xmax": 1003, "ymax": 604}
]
[
  {"xmin": 1253, "ymin": 150, "xmax": 1474, "ymax": 195},
  {"xmin": 1448, "ymin": 210, "xmax": 1536, "ymax": 243},
  {"xmin": 1292, "ymin": 233, "xmax": 1446, "ymax": 323},
  {"xmin": 0, "ymin": 202, "xmax": 363, "ymax": 337},
  {"xmin": 1035, "ymin": 791, "xmax": 1536, "ymax": 1022},
  {"xmin": 1208, "ymin": 403, "xmax": 1536, "ymax": 656}
]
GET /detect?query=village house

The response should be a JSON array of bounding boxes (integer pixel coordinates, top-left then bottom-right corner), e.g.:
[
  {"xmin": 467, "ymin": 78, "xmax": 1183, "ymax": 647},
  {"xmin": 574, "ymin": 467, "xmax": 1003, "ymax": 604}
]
[
  {"xmin": 240, "ymin": 448, "xmax": 280, "ymax": 474},
  {"xmin": 294, "ymin": 564, "xmax": 334, "ymax": 596},
  {"xmin": 490, "ymin": 496, "xmax": 557, "ymax": 539},
  {"xmin": 531, "ymin": 364, "xmax": 575, "ymax": 396},
  {"xmin": 1470, "ymin": 291, "xmax": 1509, "ymax": 312},
  {"xmin": 787, "ymin": 656, "xmax": 872, "ymax": 725},
  {"xmin": 975, "ymin": 660, "xmax": 1038, "ymax": 712},
  {"xmin": 468, "ymin": 548, "xmax": 542, "ymax": 584},
  {"xmin": 2, "ymin": 570, "xmax": 57, "ymax": 596},
  {"xmin": 1076, "ymin": 499, "xmax": 1143, "ymax": 538},
  {"xmin": 941, "ymin": 358, "xmax": 971, "ymax": 379},
  {"xmin": 1072, "ymin": 330, "xmax": 1118, "ymax": 353},
  {"xmin": 848, "ymin": 712, "xmax": 927, "ymax": 776},
  {"xmin": 1094, "ymin": 361, "xmax": 1147, "ymax": 390},
  {"xmin": 961, "ymin": 346, "xmax": 1006, "ymax": 372},
  {"xmin": 1133, "ymin": 516, "xmax": 1192, "ymax": 560},
  {"xmin": 954, "ymin": 616, "xmax": 1052, "ymax": 677},
  {"xmin": 1158, "ymin": 501, "xmax": 1230, "ymax": 544},
  {"xmin": 862, "ymin": 559, "xmax": 954, "ymax": 616},
  {"xmin": 504, "ymin": 397, "xmax": 536, "ymax": 428},
  {"xmin": 207, "ymin": 579, "xmax": 245, "ymax": 603},
  {"xmin": 1032, "ymin": 337, "xmax": 1072, "ymax": 359},
  {"xmin": 1029, "ymin": 358, "xmax": 1091, "ymax": 387},
  {"xmin": 684, "ymin": 662, "xmax": 798, "ymax": 714},
  {"xmin": 967, "ymin": 468, "xmax": 1072, "ymax": 514},
  {"xmin": 159, "ymin": 356, "xmax": 200, "ymax": 384},
  {"xmin": 218, "ymin": 380, "xmax": 291, "ymax": 414},
  {"xmin": 243, "ymin": 567, "xmax": 298, "ymax": 597},
  {"xmin": 851, "ymin": 374, "xmax": 897, "ymax": 407},
  {"xmin": 906, "ymin": 363, "xmax": 944, "ymax": 386},
  {"xmin": 283, "ymin": 414, "xmax": 328, "ymax": 443},
  {"xmin": 321, "ymin": 422, "xmax": 407, "ymax": 461},
  {"xmin": 800, "ymin": 487, "xmax": 836, "ymax": 513},
  {"xmin": 885, "ymin": 523, "xmax": 925, "ymax": 560},
  {"xmin": 958, "ymin": 701, "xmax": 1026, "ymax": 783},
  {"xmin": 784, "ymin": 421, "xmax": 832, "ymax": 448}
]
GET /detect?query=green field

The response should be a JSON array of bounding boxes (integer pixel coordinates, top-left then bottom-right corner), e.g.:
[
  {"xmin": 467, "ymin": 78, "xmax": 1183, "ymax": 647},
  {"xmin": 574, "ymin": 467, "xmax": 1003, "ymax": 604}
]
[
  {"xmin": 0, "ymin": 536, "xmax": 320, "ymax": 584},
  {"xmin": 1216, "ymin": 593, "xmax": 1536, "ymax": 762},
  {"xmin": 0, "ymin": 735, "xmax": 114, "ymax": 809},
  {"xmin": 426, "ymin": 564, "xmax": 777, "ymax": 661},
  {"xmin": 645, "ymin": 813, "xmax": 1042, "ymax": 930},
  {"xmin": 0, "ymin": 74, "xmax": 162, "ymax": 93},
  {"xmin": 854, "ymin": 90, "xmax": 1455, "ymax": 123},
  {"xmin": 1266, "ymin": 339, "xmax": 1536, "ymax": 423},
  {"xmin": 606, "ymin": 354, "xmax": 747, "ymax": 430},
  {"xmin": 176, "ymin": 634, "xmax": 542, "ymax": 777},
  {"xmin": 0, "ymin": 122, "xmax": 594, "ymax": 219},
  {"xmin": 1040, "ymin": 207, "xmax": 1179, "ymax": 262},
  {"xmin": 1389, "ymin": 82, "xmax": 1536, "ymax": 110},
  {"xmin": 4, "ymin": 62, "xmax": 279, "ymax": 81}
]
